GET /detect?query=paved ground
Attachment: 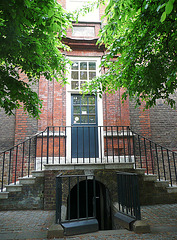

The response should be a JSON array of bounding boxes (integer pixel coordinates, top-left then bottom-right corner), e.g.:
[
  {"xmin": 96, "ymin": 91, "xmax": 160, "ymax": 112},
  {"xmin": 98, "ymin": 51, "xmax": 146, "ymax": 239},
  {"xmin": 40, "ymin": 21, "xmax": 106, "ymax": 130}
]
[{"xmin": 0, "ymin": 204, "xmax": 177, "ymax": 239}]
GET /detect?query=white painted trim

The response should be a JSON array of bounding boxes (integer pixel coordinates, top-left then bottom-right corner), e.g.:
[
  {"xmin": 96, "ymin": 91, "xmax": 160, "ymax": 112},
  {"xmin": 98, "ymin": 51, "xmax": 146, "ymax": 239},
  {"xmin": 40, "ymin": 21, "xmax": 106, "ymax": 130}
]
[{"xmin": 66, "ymin": 56, "xmax": 103, "ymax": 159}]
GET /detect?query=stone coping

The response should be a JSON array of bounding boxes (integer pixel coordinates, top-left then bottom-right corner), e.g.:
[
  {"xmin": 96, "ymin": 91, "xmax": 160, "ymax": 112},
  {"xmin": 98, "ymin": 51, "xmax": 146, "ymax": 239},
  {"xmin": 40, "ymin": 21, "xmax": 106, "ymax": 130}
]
[{"xmin": 44, "ymin": 162, "xmax": 134, "ymax": 171}]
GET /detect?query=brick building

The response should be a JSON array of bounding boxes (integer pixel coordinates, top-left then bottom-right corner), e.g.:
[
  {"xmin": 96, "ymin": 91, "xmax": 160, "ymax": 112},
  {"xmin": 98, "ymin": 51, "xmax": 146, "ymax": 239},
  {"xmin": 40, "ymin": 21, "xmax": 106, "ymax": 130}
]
[
  {"xmin": 0, "ymin": 0, "xmax": 177, "ymax": 233},
  {"xmin": 0, "ymin": 0, "xmax": 177, "ymax": 152}
]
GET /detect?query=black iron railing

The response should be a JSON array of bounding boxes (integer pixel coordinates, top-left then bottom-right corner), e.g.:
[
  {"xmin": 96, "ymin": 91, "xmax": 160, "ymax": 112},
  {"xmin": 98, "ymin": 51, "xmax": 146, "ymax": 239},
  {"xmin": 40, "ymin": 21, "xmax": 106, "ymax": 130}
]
[
  {"xmin": 131, "ymin": 130, "xmax": 177, "ymax": 187},
  {"xmin": 56, "ymin": 174, "xmax": 96, "ymax": 224},
  {"xmin": 0, "ymin": 125, "xmax": 177, "ymax": 192},
  {"xmin": 117, "ymin": 172, "xmax": 141, "ymax": 220}
]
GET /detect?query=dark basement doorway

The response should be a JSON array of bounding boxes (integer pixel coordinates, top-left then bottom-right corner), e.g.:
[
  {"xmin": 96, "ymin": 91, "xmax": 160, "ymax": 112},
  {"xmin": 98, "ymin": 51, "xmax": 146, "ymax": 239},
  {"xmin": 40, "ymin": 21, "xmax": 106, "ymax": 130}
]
[{"xmin": 67, "ymin": 179, "xmax": 112, "ymax": 230}]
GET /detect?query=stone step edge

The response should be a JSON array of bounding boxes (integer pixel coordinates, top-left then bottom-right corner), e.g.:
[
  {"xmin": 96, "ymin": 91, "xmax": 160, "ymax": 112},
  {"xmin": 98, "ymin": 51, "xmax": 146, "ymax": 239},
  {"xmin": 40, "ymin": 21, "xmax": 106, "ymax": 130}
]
[
  {"xmin": 134, "ymin": 168, "xmax": 146, "ymax": 175},
  {"xmin": 18, "ymin": 177, "xmax": 36, "ymax": 185},
  {"xmin": 166, "ymin": 186, "xmax": 177, "ymax": 194},
  {"xmin": 31, "ymin": 170, "xmax": 44, "ymax": 177},
  {"xmin": 143, "ymin": 174, "xmax": 158, "ymax": 181},
  {"xmin": 0, "ymin": 192, "xmax": 9, "ymax": 199},
  {"xmin": 5, "ymin": 184, "xmax": 23, "ymax": 192},
  {"xmin": 154, "ymin": 180, "xmax": 169, "ymax": 188}
]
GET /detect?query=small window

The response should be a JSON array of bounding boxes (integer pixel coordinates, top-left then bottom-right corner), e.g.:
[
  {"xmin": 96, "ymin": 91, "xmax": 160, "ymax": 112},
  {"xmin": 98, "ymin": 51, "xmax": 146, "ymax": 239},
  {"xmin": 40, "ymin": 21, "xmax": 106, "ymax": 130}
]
[{"xmin": 72, "ymin": 26, "xmax": 95, "ymax": 37}]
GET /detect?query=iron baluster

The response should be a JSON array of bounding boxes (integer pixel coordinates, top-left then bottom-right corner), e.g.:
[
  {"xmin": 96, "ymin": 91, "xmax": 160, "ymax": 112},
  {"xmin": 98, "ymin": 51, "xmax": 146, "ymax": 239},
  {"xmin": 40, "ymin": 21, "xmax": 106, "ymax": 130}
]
[
  {"xmin": 106, "ymin": 126, "xmax": 108, "ymax": 162},
  {"xmin": 1, "ymin": 152, "xmax": 5, "ymax": 191},
  {"xmin": 68, "ymin": 177, "xmax": 71, "ymax": 221},
  {"xmin": 53, "ymin": 127, "xmax": 55, "ymax": 164},
  {"xmin": 138, "ymin": 135, "xmax": 142, "ymax": 168},
  {"xmin": 161, "ymin": 146, "xmax": 166, "ymax": 181},
  {"xmin": 144, "ymin": 138, "xmax": 148, "ymax": 174},
  {"xmin": 21, "ymin": 142, "xmax": 25, "ymax": 178},
  {"xmin": 127, "ymin": 126, "xmax": 131, "ymax": 162},
  {"xmin": 117, "ymin": 126, "xmax": 120, "ymax": 163},
  {"xmin": 59, "ymin": 127, "xmax": 60, "ymax": 164},
  {"xmin": 14, "ymin": 146, "xmax": 18, "ymax": 185},
  {"xmin": 41, "ymin": 132, "xmax": 43, "ymax": 171},
  {"xmin": 155, "ymin": 144, "xmax": 160, "ymax": 181},
  {"xmin": 70, "ymin": 126, "xmax": 74, "ymax": 163},
  {"xmin": 8, "ymin": 149, "xmax": 12, "ymax": 185},
  {"xmin": 172, "ymin": 152, "xmax": 177, "ymax": 184},
  {"xmin": 46, "ymin": 127, "xmax": 49, "ymax": 164},
  {"xmin": 89, "ymin": 127, "xmax": 91, "ymax": 163},
  {"xmin": 150, "ymin": 141, "xmax": 154, "ymax": 175},
  {"xmin": 65, "ymin": 127, "xmax": 66, "ymax": 164},
  {"xmin": 83, "ymin": 127, "xmax": 84, "ymax": 163},
  {"xmin": 34, "ymin": 135, "xmax": 37, "ymax": 170},
  {"xmin": 111, "ymin": 126, "xmax": 114, "ymax": 162},
  {"xmin": 28, "ymin": 138, "xmax": 31, "ymax": 177},
  {"xmin": 94, "ymin": 126, "xmax": 96, "ymax": 163},
  {"xmin": 132, "ymin": 134, "xmax": 137, "ymax": 168},
  {"xmin": 100, "ymin": 126, "xmax": 103, "ymax": 163},
  {"xmin": 77, "ymin": 127, "xmax": 78, "ymax": 164},
  {"xmin": 167, "ymin": 149, "xmax": 172, "ymax": 186},
  {"xmin": 122, "ymin": 127, "xmax": 126, "ymax": 163}
]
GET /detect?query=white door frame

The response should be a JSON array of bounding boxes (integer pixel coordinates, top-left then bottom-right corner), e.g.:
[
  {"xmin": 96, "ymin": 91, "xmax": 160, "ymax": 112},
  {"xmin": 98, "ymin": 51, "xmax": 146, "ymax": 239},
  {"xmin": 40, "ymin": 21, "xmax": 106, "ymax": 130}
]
[{"xmin": 66, "ymin": 56, "xmax": 103, "ymax": 161}]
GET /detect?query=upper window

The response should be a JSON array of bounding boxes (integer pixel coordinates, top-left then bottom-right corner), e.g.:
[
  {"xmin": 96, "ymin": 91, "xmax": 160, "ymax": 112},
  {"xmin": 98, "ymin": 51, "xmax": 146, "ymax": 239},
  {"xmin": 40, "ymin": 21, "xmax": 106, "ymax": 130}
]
[
  {"xmin": 71, "ymin": 61, "xmax": 96, "ymax": 90},
  {"xmin": 72, "ymin": 26, "xmax": 95, "ymax": 37},
  {"xmin": 66, "ymin": 0, "xmax": 99, "ymax": 22}
]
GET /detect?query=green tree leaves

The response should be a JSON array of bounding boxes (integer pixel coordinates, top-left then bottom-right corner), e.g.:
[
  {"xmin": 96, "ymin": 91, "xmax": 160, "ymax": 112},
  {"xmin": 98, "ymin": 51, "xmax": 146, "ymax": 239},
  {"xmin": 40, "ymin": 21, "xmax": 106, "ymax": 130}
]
[
  {"xmin": 160, "ymin": 0, "xmax": 175, "ymax": 22},
  {"xmin": 0, "ymin": 0, "xmax": 72, "ymax": 118},
  {"xmin": 86, "ymin": 0, "xmax": 177, "ymax": 109}
]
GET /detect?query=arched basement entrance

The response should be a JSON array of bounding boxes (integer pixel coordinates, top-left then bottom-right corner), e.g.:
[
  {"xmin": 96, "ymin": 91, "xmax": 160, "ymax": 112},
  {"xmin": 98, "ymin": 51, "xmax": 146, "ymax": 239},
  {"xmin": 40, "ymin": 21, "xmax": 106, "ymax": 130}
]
[{"xmin": 67, "ymin": 179, "xmax": 112, "ymax": 230}]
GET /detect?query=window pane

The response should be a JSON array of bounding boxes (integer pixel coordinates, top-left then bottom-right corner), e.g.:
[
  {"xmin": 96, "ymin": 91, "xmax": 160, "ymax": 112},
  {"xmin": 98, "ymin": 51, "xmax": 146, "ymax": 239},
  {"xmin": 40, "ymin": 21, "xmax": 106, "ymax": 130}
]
[
  {"xmin": 81, "ymin": 115, "xmax": 88, "ymax": 123},
  {"xmin": 89, "ymin": 72, "xmax": 96, "ymax": 80},
  {"xmin": 80, "ymin": 71, "xmax": 87, "ymax": 80},
  {"xmin": 89, "ymin": 106, "xmax": 95, "ymax": 114},
  {"xmin": 81, "ymin": 106, "xmax": 87, "ymax": 114},
  {"xmin": 80, "ymin": 62, "xmax": 87, "ymax": 70},
  {"xmin": 73, "ymin": 115, "xmax": 80, "ymax": 124},
  {"xmin": 73, "ymin": 106, "xmax": 80, "ymax": 114},
  {"xmin": 72, "ymin": 62, "xmax": 79, "ymax": 70},
  {"xmin": 73, "ymin": 96, "xmax": 80, "ymax": 104},
  {"xmin": 89, "ymin": 115, "xmax": 96, "ymax": 123},
  {"xmin": 80, "ymin": 81, "xmax": 86, "ymax": 90},
  {"xmin": 88, "ymin": 96, "xmax": 95, "ymax": 104},
  {"xmin": 89, "ymin": 62, "xmax": 96, "ymax": 70},
  {"xmin": 71, "ymin": 81, "xmax": 79, "ymax": 90},
  {"xmin": 71, "ymin": 71, "xmax": 78, "ymax": 80},
  {"xmin": 81, "ymin": 97, "xmax": 87, "ymax": 105}
]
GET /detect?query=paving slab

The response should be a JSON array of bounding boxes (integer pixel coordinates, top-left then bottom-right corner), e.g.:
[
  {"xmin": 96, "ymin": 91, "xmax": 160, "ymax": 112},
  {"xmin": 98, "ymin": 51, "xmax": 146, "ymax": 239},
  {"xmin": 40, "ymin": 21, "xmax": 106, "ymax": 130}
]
[{"xmin": 0, "ymin": 204, "xmax": 177, "ymax": 239}]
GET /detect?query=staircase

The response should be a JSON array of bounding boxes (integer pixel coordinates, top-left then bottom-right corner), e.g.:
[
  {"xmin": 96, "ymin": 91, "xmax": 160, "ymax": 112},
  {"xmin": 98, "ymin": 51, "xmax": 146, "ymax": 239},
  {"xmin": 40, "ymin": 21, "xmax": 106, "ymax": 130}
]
[
  {"xmin": 0, "ymin": 126, "xmax": 177, "ymax": 209},
  {"xmin": 0, "ymin": 171, "xmax": 44, "ymax": 210}
]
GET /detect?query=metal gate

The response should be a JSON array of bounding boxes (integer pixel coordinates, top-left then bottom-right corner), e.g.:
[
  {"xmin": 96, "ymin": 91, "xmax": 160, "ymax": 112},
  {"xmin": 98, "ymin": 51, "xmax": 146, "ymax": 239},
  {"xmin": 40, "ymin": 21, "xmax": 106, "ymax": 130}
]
[{"xmin": 56, "ymin": 174, "xmax": 98, "ymax": 235}]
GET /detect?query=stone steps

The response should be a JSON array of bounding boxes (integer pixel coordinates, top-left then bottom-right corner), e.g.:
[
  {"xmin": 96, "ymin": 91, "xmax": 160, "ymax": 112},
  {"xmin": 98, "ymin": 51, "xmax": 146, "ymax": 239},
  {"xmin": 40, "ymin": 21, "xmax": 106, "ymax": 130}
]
[
  {"xmin": 143, "ymin": 174, "xmax": 158, "ymax": 182},
  {"xmin": 6, "ymin": 184, "xmax": 23, "ymax": 192},
  {"xmin": 0, "ymin": 171, "xmax": 44, "ymax": 199},
  {"xmin": 134, "ymin": 169, "xmax": 176, "ymax": 194}
]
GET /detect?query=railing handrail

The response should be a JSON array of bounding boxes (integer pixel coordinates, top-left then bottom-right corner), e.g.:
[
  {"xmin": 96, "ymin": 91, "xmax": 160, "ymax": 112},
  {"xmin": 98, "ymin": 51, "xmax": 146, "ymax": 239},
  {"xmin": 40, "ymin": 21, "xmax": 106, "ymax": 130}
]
[
  {"xmin": 130, "ymin": 128, "xmax": 177, "ymax": 155},
  {"xmin": 0, "ymin": 125, "xmax": 131, "ymax": 155},
  {"xmin": 0, "ymin": 128, "xmax": 48, "ymax": 154},
  {"xmin": 1, "ymin": 125, "xmax": 177, "ymax": 193}
]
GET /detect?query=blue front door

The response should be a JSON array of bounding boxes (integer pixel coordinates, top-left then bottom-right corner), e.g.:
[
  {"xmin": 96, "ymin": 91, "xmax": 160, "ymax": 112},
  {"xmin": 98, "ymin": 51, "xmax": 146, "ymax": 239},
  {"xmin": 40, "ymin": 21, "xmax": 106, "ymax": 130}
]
[{"xmin": 71, "ymin": 95, "xmax": 99, "ymax": 158}]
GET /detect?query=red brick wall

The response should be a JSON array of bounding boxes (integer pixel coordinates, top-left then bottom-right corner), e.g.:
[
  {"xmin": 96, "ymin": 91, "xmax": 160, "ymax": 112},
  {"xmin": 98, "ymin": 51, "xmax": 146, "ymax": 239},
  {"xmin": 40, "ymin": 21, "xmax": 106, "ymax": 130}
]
[
  {"xmin": 103, "ymin": 89, "xmax": 130, "ymax": 127},
  {"xmin": 38, "ymin": 77, "xmax": 66, "ymax": 131},
  {"xmin": 14, "ymin": 72, "xmax": 38, "ymax": 145}
]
